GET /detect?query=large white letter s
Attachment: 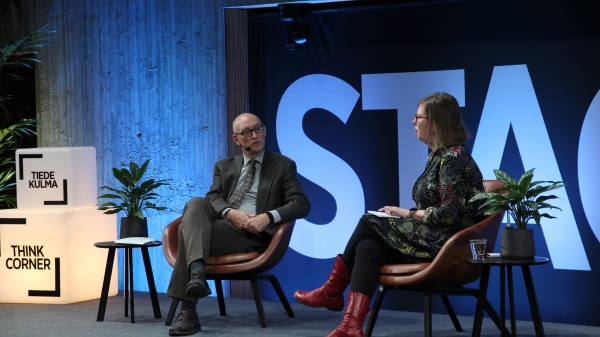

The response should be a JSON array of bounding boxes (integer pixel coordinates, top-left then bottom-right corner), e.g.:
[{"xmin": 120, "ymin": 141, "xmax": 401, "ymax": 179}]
[{"xmin": 277, "ymin": 74, "xmax": 363, "ymax": 259}]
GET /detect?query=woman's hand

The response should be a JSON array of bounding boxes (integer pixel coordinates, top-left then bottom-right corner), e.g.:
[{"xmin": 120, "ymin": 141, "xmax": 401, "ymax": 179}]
[
  {"xmin": 379, "ymin": 206, "xmax": 424, "ymax": 220},
  {"xmin": 378, "ymin": 206, "xmax": 405, "ymax": 217}
]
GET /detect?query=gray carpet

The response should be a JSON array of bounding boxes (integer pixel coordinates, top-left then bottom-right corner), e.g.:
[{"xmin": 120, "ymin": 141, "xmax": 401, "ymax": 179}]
[{"xmin": 0, "ymin": 292, "xmax": 598, "ymax": 337}]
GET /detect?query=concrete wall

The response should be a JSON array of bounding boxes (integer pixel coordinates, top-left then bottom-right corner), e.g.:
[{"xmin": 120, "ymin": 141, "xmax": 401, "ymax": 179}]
[{"xmin": 24, "ymin": 0, "xmax": 298, "ymax": 292}]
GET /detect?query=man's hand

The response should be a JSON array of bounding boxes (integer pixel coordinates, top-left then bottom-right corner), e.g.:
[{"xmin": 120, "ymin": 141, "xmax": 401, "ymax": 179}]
[
  {"xmin": 225, "ymin": 209, "xmax": 255, "ymax": 230},
  {"xmin": 243, "ymin": 213, "xmax": 270, "ymax": 234}
]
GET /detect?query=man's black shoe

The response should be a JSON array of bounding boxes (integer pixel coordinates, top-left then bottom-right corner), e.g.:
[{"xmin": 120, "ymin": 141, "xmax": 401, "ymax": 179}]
[
  {"xmin": 168, "ymin": 309, "xmax": 201, "ymax": 336},
  {"xmin": 185, "ymin": 272, "xmax": 212, "ymax": 299}
]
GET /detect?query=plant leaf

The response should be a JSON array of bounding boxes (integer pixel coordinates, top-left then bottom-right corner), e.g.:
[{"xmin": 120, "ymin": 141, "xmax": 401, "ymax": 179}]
[
  {"xmin": 493, "ymin": 169, "xmax": 516, "ymax": 186},
  {"xmin": 517, "ymin": 168, "xmax": 534, "ymax": 195}
]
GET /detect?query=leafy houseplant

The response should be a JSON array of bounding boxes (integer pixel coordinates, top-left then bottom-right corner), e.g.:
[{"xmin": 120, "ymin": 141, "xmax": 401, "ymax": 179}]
[
  {"xmin": 0, "ymin": 25, "xmax": 55, "ymax": 208},
  {"xmin": 0, "ymin": 0, "xmax": 56, "ymax": 208},
  {"xmin": 470, "ymin": 168, "xmax": 565, "ymax": 259},
  {"xmin": 97, "ymin": 159, "xmax": 170, "ymax": 238},
  {"xmin": 0, "ymin": 119, "xmax": 38, "ymax": 208}
]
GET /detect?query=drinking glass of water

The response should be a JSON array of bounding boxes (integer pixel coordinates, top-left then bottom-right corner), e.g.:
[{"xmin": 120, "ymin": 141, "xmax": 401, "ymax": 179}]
[{"xmin": 470, "ymin": 239, "xmax": 487, "ymax": 259}]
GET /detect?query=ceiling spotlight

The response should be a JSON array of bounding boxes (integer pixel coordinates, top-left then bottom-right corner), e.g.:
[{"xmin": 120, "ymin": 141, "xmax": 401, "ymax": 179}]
[{"xmin": 278, "ymin": 3, "xmax": 311, "ymax": 51}]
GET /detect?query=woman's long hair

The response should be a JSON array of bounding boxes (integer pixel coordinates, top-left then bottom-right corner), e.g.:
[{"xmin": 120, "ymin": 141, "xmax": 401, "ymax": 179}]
[{"xmin": 418, "ymin": 92, "xmax": 469, "ymax": 151}]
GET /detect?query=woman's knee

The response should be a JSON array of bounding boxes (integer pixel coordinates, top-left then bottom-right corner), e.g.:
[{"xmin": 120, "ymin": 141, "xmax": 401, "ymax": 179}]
[
  {"xmin": 355, "ymin": 239, "xmax": 375, "ymax": 254},
  {"xmin": 356, "ymin": 239, "xmax": 386, "ymax": 264}
]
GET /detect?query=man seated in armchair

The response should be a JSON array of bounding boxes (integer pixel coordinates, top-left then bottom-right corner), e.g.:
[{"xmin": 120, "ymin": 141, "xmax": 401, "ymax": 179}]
[{"xmin": 166, "ymin": 112, "xmax": 311, "ymax": 336}]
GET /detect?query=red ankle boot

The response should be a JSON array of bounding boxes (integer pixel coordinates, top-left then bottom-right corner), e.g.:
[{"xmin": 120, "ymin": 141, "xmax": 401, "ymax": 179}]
[
  {"xmin": 325, "ymin": 290, "xmax": 370, "ymax": 337},
  {"xmin": 294, "ymin": 254, "xmax": 351, "ymax": 311}
]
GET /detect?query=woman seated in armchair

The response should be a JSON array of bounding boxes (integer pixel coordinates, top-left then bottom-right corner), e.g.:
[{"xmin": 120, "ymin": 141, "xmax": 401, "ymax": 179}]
[{"xmin": 294, "ymin": 92, "xmax": 486, "ymax": 337}]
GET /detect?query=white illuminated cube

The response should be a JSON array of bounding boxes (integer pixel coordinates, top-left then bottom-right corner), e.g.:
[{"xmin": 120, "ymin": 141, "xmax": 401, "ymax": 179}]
[
  {"xmin": 0, "ymin": 207, "xmax": 117, "ymax": 304},
  {"xmin": 16, "ymin": 147, "xmax": 97, "ymax": 209}
]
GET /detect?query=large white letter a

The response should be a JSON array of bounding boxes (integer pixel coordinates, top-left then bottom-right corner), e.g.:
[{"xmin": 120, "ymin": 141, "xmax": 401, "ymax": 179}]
[{"xmin": 472, "ymin": 64, "xmax": 589, "ymax": 271}]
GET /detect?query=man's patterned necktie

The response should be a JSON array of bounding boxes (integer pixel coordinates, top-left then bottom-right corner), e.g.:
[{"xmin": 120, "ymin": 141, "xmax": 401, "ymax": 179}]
[{"xmin": 228, "ymin": 159, "xmax": 256, "ymax": 209}]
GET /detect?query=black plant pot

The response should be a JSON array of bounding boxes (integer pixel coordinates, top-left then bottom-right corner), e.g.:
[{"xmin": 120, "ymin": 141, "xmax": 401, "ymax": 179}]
[
  {"xmin": 120, "ymin": 217, "xmax": 149, "ymax": 238},
  {"xmin": 500, "ymin": 227, "xmax": 536, "ymax": 260}
]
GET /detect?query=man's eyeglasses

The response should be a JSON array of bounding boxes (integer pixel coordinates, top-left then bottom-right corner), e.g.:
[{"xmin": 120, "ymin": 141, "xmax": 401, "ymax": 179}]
[
  {"xmin": 235, "ymin": 125, "xmax": 264, "ymax": 138},
  {"xmin": 414, "ymin": 114, "xmax": 428, "ymax": 122}
]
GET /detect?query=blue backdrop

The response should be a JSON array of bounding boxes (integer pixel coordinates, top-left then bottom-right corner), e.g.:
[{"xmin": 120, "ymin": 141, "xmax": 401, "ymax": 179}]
[{"xmin": 245, "ymin": 0, "xmax": 600, "ymax": 327}]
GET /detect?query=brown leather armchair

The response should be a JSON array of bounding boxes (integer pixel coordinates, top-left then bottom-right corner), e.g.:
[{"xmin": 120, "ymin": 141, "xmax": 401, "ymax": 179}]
[
  {"xmin": 365, "ymin": 180, "xmax": 507, "ymax": 337},
  {"xmin": 162, "ymin": 218, "xmax": 296, "ymax": 328}
]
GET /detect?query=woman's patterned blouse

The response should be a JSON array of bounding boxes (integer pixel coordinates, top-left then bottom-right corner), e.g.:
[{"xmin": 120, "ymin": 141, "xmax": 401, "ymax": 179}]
[{"xmin": 368, "ymin": 145, "xmax": 485, "ymax": 261}]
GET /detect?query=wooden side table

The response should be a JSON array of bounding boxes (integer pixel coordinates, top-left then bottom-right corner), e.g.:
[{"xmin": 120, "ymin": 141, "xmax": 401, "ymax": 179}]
[
  {"xmin": 465, "ymin": 256, "xmax": 549, "ymax": 337},
  {"xmin": 94, "ymin": 241, "xmax": 162, "ymax": 323}
]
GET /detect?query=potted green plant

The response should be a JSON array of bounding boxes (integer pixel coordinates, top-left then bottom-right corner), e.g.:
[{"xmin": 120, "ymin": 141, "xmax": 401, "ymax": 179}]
[
  {"xmin": 0, "ymin": 24, "xmax": 55, "ymax": 209},
  {"xmin": 0, "ymin": 120, "xmax": 38, "ymax": 208},
  {"xmin": 470, "ymin": 168, "xmax": 565, "ymax": 259},
  {"xmin": 97, "ymin": 159, "xmax": 170, "ymax": 238}
]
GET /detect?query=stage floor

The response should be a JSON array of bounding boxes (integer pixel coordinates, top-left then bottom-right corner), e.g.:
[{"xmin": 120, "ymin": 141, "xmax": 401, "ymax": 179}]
[{"xmin": 0, "ymin": 291, "xmax": 598, "ymax": 337}]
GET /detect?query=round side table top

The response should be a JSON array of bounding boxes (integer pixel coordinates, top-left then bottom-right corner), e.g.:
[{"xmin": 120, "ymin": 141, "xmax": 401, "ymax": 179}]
[
  {"xmin": 94, "ymin": 240, "xmax": 162, "ymax": 248},
  {"xmin": 465, "ymin": 256, "xmax": 549, "ymax": 266}
]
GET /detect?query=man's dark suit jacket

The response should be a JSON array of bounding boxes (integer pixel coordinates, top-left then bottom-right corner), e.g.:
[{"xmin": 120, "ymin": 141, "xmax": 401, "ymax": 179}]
[{"xmin": 204, "ymin": 150, "xmax": 311, "ymax": 235}]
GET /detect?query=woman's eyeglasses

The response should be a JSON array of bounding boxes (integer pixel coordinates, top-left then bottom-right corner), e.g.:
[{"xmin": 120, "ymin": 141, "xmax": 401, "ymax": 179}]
[{"xmin": 414, "ymin": 114, "xmax": 428, "ymax": 122}]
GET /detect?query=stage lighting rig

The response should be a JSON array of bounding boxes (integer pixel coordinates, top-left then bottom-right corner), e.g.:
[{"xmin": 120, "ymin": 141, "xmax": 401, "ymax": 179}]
[{"xmin": 278, "ymin": 3, "xmax": 311, "ymax": 50}]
